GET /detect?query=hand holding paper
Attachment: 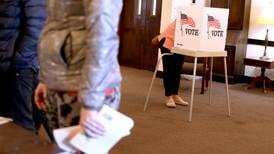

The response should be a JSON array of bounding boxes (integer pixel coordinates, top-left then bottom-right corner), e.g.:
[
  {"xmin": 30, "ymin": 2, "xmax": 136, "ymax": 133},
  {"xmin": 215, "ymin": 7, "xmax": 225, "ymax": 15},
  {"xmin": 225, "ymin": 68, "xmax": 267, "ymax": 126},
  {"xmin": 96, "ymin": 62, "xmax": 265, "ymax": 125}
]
[
  {"xmin": 54, "ymin": 105, "xmax": 134, "ymax": 154},
  {"xmin": 80, "ymin": 107, "xmax": 106, "ymax": 138}
]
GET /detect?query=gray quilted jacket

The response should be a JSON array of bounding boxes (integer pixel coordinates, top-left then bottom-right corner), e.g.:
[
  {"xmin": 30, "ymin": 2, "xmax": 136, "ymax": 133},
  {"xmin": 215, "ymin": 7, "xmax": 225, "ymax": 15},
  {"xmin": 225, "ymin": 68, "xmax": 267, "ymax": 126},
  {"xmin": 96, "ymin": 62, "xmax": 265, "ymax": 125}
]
[{"xmin": 39, "ymin": 0, "xmax": 123, "ymax": 110}]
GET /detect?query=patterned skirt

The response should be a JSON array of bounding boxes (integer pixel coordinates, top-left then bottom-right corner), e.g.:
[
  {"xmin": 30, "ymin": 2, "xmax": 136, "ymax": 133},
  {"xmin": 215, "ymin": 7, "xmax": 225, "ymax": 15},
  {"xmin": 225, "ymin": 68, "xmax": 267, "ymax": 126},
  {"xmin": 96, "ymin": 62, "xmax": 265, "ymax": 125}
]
[{"xmin": 45, "ymin": 86, "xmax": 120, "ymax": 130}]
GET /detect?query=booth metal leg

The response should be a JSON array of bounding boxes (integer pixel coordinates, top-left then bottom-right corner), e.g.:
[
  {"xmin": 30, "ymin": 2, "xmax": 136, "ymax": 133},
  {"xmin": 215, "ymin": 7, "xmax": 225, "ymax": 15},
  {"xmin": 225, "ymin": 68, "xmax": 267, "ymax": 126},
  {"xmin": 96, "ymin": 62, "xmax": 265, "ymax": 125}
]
[
  {"xmin": 144, "ymin": 53, "xmax": 172, "ymax": 112},
  {"xmin": 189, "ymin": 57, "xmax": 198, "ymax": 122},
  {"xmin": 224, "ymin": 57, "xmax": 231, "ymax": 116},
  {"xmin": 209, "ymin": 57, "xmax": 214, "ymax": 104}
]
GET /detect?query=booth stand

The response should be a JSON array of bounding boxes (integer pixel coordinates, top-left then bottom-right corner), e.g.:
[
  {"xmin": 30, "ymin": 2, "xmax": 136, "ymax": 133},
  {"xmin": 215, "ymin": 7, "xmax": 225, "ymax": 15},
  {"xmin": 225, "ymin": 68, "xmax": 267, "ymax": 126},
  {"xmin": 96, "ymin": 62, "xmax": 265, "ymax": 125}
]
[
  {"xmin": 144, "ymin": 5, "xmax": 231, "ymax": 122},
  {"xmin": 171, "ymin": 48, "xmax": 230, "ymax": 121}
]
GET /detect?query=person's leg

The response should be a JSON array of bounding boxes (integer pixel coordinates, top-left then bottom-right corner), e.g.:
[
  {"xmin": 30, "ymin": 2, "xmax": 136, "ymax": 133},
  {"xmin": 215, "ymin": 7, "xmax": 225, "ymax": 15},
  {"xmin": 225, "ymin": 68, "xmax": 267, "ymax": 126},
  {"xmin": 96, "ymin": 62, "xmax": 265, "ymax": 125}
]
[
  {"xmin": 44, "ymin": 91, "xmax": 60, "ymax": 128},
  {"xmin": 46, "ymin": 91, "xmax": 80, "ymax": 127},
  {"xmin": 57, "ymin": 92, "xmax": 81, "ymax": 128},
  {"xmin": 44, "ymin": 90, "xmax": 81, "ymax": 142},
  {"xmin": 161, "ymin": 47, "xmax": 174, "ymax": 97},
  {"xmin": 43, "ymin": 90, "xmax": 60, "ymax": 142},
  {"xmin": 160, "ymin": 47, "xmax": 177, "ymax": 107},
  {"xmin": 170, "ymin": 53, "xmax": 184, "ymax": 95},
  {"xmin": 26, "ymin": 74, "xmax": 55, "ymax": 140},
  {"xmin": 36, "ymin": 108, "xmax": 55, "ymax": 141},
  {"xmin": 10, "ymin": 69, "xmax": 38, "ymax": 132},
  {"xmin": 170, "ymin": 54, "xmax": 188, "ymax": 106}
]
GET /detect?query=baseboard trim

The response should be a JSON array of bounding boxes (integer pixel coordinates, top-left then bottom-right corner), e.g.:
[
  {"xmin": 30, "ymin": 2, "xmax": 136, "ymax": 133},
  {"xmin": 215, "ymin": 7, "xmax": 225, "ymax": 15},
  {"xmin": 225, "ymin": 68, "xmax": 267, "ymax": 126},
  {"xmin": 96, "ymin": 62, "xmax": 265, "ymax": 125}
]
[
  {"xmin": 155, "ymin": 71, "xmax": 274, "ymax": 86},
  {"xmin": 156, "ymin": 71, "xmax": 237, "ymax": 84},
  {"xmin": 212, "ymin": 73, "xmax": 236, "ymax": 84}
]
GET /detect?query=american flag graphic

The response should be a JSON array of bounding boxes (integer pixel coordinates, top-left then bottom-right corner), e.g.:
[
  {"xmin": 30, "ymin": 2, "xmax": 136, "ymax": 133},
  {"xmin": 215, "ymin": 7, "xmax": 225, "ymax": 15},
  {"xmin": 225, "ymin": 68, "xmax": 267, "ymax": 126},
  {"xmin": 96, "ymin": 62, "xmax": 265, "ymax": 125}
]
[
  {"xmin": 181, "ymin": 13, "xmax": 195, "ymax": 27},
  {"xmin": 208, "ymin": 15, "xmax": 221, "ymax": 29}
]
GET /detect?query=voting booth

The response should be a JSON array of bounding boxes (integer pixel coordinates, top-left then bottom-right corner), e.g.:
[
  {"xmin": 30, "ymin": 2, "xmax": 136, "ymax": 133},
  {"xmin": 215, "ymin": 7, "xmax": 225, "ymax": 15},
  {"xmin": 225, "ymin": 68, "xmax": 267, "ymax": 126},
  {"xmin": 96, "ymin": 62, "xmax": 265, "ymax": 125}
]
[
  {"xmin": 144, "ymin": 5, "xmax": 231, "ymax": 122},
  {"xmin": 174, "ymin": 6, "xmax": 229, "ymax": 51},
  {"xmin": 171, "ymin": 5, "xmax": 231, "ymax": 121}
]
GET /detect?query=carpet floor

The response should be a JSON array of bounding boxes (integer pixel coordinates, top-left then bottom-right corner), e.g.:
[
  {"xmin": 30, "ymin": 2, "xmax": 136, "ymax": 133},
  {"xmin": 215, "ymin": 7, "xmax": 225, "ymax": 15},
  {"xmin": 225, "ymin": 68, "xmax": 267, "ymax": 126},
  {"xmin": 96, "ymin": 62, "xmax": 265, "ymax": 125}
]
[{"xmin": 110, "ymin": 66, "xmax": 274, "ymax": 154}]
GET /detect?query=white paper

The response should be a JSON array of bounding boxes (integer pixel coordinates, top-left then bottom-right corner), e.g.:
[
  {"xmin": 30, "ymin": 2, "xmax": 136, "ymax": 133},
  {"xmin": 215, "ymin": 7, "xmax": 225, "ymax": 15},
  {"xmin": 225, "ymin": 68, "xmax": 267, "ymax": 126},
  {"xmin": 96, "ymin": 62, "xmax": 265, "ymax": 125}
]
[
  {"xmin": 53, "ymin": 125, "xmax": 80, "ymax": 153},
  {"xmin": 70, "ymin": 105, "xmax": 134, "ymax": 154},
  {"xmin": 70, "ymin": 129, "xmax": 130, "ymax": 154},
  {"xmin": 0, "ymin": 116, "xmax": 13, "ymax": 125},
  {"xmin": 53, "ymin": 105, "xmax": 134, "ymax": 154}
]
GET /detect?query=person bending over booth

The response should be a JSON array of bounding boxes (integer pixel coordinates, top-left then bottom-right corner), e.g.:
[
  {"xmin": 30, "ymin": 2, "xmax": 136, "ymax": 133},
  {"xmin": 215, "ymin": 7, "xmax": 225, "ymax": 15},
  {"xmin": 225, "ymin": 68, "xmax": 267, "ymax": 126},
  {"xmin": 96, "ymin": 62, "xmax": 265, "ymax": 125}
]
[{"xmin": 152, "ymin": 20, "xmax": 189, "ymax": 108}]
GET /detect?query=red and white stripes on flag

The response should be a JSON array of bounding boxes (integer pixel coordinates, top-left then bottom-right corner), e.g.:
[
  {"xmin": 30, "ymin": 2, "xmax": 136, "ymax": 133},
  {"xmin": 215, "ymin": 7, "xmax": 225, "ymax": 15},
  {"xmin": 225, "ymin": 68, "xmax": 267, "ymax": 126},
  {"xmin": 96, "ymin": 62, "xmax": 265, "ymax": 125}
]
[
  {"xmin": 208, "ymin": 15, "xmax": 221, "ymax": 29},
  {"xmin": 181, "ymin": 13, "xmax": 195, "ymax": 27}
]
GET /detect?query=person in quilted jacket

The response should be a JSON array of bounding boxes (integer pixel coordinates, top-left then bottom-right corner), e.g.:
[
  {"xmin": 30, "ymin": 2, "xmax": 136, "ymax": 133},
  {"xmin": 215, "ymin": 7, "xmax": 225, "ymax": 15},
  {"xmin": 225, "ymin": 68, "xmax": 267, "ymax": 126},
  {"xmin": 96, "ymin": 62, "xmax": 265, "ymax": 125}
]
[{"xmin": 0, "ymin": 0, "xmax": 47, "ymax": 132}]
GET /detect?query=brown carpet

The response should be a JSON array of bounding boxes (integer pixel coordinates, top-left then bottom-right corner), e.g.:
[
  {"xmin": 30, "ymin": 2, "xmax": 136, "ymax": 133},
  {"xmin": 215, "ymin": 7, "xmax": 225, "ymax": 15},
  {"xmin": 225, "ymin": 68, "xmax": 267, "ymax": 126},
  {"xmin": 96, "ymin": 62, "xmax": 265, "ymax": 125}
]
[{"xmin": 110, "ymin": 66, "xmax": 274, "ymax": 154}]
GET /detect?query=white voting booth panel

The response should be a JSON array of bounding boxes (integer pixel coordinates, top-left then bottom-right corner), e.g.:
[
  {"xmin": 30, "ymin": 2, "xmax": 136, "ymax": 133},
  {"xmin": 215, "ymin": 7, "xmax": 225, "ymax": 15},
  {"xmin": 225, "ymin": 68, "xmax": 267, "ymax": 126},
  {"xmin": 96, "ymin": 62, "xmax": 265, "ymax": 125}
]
[{"xmin": 174, "ymin": 6, "xmax": 229, "ymax": 51}]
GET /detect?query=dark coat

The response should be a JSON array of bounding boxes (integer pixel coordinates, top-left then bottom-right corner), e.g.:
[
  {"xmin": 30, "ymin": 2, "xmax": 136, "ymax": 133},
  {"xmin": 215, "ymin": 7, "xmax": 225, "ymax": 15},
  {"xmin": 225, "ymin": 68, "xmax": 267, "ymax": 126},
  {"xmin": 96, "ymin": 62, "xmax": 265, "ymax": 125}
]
[{"xmin": 0, "ymin": 0, "xmax": 47, "ymax": 74}]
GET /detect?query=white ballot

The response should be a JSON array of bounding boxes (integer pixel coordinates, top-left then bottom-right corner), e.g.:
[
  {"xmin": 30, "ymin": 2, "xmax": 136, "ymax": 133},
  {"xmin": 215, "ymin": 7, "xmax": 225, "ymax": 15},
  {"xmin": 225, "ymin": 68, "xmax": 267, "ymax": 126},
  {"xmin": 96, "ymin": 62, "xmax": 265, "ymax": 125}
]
[
  {"xmin": 53, "ymin": 125, "xmax": 79, "ymax": 153},
  {"xmin": 0, "ymin": 116, "xmax": 13, "ymax": 125},
  {"xmin": 53, "ymin": 105, "xmax": 134, "ymax": 154}
]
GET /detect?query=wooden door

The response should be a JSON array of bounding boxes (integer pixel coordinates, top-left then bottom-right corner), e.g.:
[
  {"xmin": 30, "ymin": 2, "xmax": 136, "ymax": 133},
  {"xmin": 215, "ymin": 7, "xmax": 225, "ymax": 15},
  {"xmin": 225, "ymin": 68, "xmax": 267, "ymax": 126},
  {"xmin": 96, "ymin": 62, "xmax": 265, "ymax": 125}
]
[
  {"xmin": 211, "ymin": 0, "xmax": 245, "ymax": 30},
  {"xmin": 119, "ymin": 0, "xmax": 162, "ymax": 71}
]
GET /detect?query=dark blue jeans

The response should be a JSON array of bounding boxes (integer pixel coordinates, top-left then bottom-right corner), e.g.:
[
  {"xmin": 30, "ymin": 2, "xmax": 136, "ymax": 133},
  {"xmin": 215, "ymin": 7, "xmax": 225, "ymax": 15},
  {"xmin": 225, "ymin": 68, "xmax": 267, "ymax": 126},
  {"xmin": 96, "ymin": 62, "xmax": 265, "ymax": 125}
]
[{"xmin": 10, "ymin": 69, "xmax": 41, "ymax": 132}]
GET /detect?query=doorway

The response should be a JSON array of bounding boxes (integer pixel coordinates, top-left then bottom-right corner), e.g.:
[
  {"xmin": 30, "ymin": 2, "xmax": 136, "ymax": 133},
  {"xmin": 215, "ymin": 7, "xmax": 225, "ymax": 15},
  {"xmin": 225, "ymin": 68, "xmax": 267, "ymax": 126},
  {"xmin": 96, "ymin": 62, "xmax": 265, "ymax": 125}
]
[{"xmin": 119, "ymin": 0, "xmax": 162, "ymax": 71}]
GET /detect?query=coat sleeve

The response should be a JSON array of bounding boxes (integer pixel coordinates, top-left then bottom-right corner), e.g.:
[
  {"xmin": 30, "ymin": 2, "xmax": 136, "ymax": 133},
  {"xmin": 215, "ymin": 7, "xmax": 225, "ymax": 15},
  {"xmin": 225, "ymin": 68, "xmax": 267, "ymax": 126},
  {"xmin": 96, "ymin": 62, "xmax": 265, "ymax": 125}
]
[
  {"xmin": 80, "ymin": 0, "xmax": 123, "ymax": 110},
  {"xmin": 15, "ymin": 0, "xmax": 47, "ymax": 66}
]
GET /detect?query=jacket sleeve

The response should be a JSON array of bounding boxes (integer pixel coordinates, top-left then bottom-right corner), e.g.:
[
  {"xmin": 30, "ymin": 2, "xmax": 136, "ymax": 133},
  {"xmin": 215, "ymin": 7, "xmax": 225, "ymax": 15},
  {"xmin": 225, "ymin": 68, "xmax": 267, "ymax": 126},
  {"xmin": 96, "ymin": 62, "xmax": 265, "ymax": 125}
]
[
  {"xmin": 15, "ymin": 0, "xmax": 47, "ymax": 65},
  {"xmin": 80, "ymin": 0, "xmax": 123, "ymax": 110}
]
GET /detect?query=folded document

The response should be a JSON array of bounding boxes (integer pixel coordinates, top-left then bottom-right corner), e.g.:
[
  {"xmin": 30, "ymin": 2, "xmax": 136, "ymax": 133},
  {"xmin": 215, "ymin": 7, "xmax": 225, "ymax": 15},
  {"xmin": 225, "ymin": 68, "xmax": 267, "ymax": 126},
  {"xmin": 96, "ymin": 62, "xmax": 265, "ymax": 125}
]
[{"xmin": 54, "ymin": 105, "xmax": 134, "ymax": 154}]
